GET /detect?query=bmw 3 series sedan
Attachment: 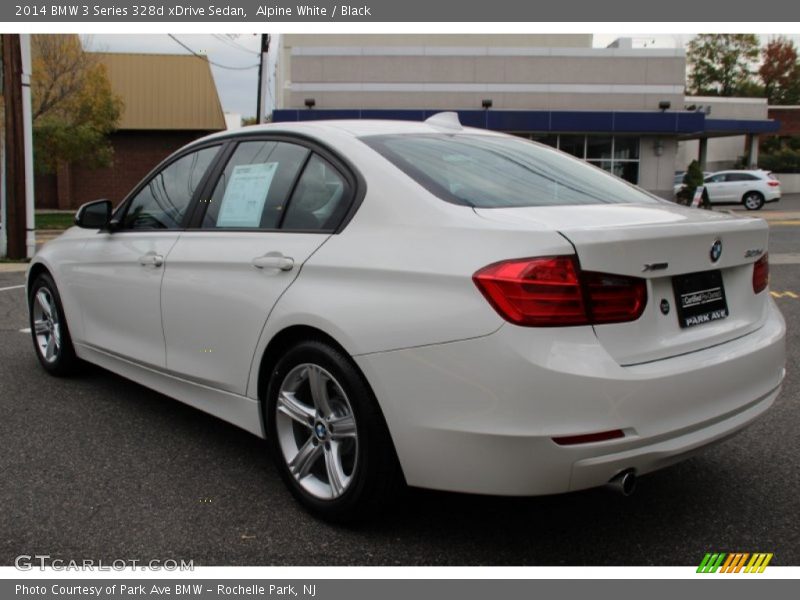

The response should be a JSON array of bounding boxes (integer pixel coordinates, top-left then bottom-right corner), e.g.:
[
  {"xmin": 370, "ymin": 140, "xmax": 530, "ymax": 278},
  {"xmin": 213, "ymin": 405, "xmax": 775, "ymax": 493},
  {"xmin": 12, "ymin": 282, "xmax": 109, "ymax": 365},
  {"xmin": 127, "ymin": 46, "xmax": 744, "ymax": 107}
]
[{"xmin": 28, "ymin": 113, "xmax": 786, "ymax": 520}]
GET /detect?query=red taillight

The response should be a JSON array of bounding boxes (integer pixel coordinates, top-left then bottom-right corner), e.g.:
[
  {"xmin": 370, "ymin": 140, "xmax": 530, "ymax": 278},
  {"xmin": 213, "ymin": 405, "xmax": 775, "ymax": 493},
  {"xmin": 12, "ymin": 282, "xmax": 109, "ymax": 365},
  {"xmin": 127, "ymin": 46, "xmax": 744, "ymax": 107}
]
[
  {"xmin": 473, "ymin": 256, "xmax": 647, "ymax": 327},
  {"xmin": 753, "ymin": 253, "xmax": 769, "ymax": 294},
  {"xmin": 583, "ymin": 271, "xmax": 648, "ymax": 325},
  {"xmin": 768, "ymin": 180, "xmax": 780, "ymax": 187}
]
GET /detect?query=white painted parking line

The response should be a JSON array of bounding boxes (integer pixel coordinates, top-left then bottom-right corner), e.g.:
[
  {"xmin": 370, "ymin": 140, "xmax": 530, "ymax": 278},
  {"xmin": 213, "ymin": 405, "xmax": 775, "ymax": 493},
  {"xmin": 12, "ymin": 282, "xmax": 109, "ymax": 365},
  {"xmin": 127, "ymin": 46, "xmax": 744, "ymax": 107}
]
[
  {"xmin": 0, "ymin": 285, "xmax": 25, "ymax": 292},
  {"xmin": 19, "ymin": 328, "xmax": 30, "ymax": 333}
]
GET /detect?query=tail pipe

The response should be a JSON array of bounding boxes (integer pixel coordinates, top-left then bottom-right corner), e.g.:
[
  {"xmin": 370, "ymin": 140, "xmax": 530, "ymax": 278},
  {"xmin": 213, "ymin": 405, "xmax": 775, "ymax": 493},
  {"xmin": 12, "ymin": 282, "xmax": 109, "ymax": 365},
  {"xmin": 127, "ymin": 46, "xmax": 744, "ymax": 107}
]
[{"xmin": 606, "ymin": 469, "xmax": 637, "ymax": 496}]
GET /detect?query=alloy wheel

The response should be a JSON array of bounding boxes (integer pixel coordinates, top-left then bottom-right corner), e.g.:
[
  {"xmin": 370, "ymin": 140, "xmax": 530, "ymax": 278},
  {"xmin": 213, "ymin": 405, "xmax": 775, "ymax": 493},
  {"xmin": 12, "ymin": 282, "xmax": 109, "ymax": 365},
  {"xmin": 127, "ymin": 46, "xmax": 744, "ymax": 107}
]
[
  {"xmin": 744, "ymin": 193, "xmax": 763, "ymax": 210},
  {"xmin": 275, "ymin": 363, "xmax": 358, "ymax": 500},
  {"xmin": 32, "ymin": 287, "xmax": 62, "ymax": 364}
]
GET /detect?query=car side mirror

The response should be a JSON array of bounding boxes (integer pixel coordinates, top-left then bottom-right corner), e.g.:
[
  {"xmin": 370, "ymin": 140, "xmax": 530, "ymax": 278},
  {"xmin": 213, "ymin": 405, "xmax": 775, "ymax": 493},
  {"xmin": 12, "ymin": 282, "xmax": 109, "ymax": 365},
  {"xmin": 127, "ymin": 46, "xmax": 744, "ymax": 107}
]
[{"xmin": 75, "ymin": 199, "xmax": 112, "ymax": 230}]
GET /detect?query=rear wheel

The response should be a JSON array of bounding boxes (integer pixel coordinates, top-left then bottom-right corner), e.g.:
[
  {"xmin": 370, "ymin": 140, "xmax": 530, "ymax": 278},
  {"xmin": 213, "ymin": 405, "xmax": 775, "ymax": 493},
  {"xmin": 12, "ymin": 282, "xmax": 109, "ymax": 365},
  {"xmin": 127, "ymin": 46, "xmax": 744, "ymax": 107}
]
[
  {"xmin": 265, "ymin": 339, "xmax": 403, "ymax": 521},
  {"xmin": 28, "ymin": 272, "xmax": 80, "ymax": 376},
  {"xmin": 743, "ymin": 191, "xmax": 765, "ymax": 210}
]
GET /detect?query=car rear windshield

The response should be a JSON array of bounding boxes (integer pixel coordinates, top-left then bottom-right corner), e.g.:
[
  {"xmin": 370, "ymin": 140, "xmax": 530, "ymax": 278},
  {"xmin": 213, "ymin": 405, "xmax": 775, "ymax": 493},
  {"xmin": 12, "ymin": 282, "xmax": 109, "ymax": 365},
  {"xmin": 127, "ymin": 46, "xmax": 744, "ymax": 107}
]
[{"xmin": 361, "ymin": 134, "xmax": 660, "ymax": 208}]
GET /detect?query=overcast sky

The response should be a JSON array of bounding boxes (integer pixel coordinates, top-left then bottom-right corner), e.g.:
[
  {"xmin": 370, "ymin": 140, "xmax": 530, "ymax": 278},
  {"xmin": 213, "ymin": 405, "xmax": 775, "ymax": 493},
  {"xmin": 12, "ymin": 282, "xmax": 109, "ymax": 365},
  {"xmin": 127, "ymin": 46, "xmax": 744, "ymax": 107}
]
[{"xmin": 86, "ymin": 34, "xmax": 800, "ymax": 119}]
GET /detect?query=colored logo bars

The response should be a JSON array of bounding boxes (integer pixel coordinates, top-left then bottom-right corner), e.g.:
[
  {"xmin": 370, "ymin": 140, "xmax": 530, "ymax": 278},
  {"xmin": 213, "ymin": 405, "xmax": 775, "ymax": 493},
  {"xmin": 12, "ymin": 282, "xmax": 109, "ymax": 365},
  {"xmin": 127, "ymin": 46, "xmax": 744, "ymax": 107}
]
[{"xmin": 697, "ymin": 553, "xmax": 773, "ymax": 573}]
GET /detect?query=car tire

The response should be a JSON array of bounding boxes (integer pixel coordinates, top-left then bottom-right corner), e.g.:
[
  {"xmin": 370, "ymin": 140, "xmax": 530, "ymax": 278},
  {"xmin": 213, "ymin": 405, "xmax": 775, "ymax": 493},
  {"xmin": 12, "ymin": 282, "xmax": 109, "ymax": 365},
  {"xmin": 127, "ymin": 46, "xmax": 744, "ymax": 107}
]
[
  {"xmin": 265, "ymin": 339, "xmax": 404, "ymax": 522},
  {"xmin": 743, "ymin": 191, "xmax": 765, "ymax": 210},
  {"xmin": 28, "ymin": 272, "xmax": 81, "ymax": 376}
]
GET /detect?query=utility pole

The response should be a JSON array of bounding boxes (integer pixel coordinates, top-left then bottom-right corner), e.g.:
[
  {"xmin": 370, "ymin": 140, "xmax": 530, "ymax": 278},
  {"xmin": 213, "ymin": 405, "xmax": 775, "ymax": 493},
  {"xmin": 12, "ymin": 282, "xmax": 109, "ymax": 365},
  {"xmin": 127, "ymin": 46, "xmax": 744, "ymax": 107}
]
[
  {"xmin": 255, "ymin": 34, "xmax": 270, "ymax": 124},
  {"xmin": 20, "ymin": 34, "xmax": 35, "ymax": 258},
  {"xmin": 2, "ymin": 34, "xmax": 26, "ymax": 259}
]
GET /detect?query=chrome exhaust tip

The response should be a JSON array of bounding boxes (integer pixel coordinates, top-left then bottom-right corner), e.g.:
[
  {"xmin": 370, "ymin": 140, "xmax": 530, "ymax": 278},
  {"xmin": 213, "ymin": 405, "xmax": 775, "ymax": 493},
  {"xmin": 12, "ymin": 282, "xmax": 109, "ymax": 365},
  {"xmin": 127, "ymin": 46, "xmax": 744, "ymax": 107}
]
[{"xmin": 606, "ymin": 469, "xmax": 637, "ymax": 497}]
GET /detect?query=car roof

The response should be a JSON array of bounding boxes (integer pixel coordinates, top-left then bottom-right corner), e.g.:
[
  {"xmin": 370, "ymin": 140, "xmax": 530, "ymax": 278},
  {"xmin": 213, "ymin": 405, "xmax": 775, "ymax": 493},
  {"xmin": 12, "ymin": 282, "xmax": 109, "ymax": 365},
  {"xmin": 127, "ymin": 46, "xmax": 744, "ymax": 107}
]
[
  {"xmin": 195, "ymin": 118, "xmax": 504, "ymax": 146},
  {"xmin": 708, "ymin": 169, "xmax": 768, "ymax": 175}
]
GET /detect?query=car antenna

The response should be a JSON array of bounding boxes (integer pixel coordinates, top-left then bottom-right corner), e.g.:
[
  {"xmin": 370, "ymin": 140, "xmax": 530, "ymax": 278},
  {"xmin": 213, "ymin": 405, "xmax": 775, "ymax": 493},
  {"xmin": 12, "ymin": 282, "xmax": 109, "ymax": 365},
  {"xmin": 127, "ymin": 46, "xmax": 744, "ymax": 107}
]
[{"xmin": 424, "ymin": 112, "xmax": 463, "ymax": 131}]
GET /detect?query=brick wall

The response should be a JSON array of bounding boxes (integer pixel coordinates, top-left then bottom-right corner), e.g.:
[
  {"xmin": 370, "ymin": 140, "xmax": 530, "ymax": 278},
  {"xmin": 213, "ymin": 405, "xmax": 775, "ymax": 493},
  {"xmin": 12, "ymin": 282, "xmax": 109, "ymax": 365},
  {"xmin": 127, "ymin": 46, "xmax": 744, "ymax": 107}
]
[
  {"xmin": 768, "ymin": 107, "xmax": 800, "ymax": 137},
  {"xmin": 35, "ymin": 130, "xmax": 216, "ymax": 210}
]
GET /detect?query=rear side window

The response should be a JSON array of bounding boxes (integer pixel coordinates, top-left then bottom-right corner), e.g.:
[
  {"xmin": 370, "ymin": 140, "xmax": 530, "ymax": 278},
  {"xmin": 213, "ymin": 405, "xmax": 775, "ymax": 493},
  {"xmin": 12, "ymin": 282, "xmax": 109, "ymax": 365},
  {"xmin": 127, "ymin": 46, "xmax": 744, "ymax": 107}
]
[
  {"xmin": 361, "ymin": 134, "xmax": 659, "ymax": 208},
  {"xmin": 202, "ymin": 141, "xmax": 310, "ymax": 229},
  {"xmin": 282, "ymin": 154, "xmax": 348, "ymax": 231},
  {"xmin": 726, "ymin": 173, "xmax": 758, "ymax": 182}
]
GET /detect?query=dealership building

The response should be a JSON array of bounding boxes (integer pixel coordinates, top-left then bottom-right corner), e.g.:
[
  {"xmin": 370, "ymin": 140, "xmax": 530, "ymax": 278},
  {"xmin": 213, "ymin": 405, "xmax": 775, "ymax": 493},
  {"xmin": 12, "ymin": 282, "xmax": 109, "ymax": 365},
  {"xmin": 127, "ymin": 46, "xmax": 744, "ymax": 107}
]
[{"xmin": 272, "ymin": 34, "xmax": 779, "ymax": 199}]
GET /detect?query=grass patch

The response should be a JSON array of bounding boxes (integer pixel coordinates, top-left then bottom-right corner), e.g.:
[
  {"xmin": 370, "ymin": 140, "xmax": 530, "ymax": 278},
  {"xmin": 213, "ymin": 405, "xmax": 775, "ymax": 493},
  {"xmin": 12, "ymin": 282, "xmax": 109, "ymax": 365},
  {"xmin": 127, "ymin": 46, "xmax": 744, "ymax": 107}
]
[{"xmin": 35, "ymin": 212, "xmax": 75, "ymax": 230}]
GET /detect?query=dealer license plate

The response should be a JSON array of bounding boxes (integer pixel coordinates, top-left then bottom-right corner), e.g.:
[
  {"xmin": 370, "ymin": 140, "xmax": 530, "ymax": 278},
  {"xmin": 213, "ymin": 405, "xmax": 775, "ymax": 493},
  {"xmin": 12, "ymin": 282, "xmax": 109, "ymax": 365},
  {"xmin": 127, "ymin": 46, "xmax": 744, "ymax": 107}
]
[{"xmin": 672, "ymin": 270, "xmax": 729, "ymax": 328}]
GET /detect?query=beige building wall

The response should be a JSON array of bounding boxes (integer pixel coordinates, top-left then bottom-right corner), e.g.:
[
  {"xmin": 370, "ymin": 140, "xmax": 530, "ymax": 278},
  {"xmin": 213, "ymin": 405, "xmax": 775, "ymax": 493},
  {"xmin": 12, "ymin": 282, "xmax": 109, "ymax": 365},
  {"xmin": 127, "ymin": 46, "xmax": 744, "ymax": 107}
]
[
  {"xmin": 676, "ymin": 97, "xmax": 770, "ymax": 172},
  {"xmin": 639, "ymin": 136, "xmax": 680, "ymax": 199},
  {"xmin": 277, "ymin": 35, "xmax": 685, "ymax": 112},
  {"xmin": 281, "ymin": 34, "xmax": 594, "ymax": 48}
]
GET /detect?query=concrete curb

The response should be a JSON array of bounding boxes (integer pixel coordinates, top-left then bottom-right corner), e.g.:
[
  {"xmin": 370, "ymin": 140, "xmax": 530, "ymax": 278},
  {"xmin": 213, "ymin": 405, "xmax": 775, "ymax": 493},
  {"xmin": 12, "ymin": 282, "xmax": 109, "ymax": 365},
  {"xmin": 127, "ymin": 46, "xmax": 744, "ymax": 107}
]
[{"xmin": 0, "ymin": 264, "xmax": 29, "ymax": 273}]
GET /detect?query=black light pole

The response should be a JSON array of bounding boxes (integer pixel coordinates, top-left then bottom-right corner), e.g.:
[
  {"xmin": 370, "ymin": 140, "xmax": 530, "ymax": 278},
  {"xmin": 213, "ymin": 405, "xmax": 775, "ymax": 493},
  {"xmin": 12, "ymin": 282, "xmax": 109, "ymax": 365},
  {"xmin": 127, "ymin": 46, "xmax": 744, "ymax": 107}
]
[{"xmin": 256, "ymin": 34, "xmax": 270, "ymax": 124}]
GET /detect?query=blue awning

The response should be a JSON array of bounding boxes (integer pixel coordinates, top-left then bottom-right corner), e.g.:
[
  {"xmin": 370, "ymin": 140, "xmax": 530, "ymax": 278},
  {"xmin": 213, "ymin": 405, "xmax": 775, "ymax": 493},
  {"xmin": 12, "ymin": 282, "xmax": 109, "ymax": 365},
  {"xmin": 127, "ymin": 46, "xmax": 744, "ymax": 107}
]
[{"xmin": 271, "ymin": 108, "xmax": 779, "ymax": 138}]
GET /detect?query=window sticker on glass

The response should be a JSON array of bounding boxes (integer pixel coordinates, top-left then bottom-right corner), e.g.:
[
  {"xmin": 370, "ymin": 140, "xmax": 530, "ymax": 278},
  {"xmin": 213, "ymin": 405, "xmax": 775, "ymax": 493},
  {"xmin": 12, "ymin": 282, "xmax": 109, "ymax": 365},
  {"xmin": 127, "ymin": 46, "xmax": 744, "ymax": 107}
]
[{"xmin": 216, "ymin": 162, "xmax": 279, "ymax": 228}]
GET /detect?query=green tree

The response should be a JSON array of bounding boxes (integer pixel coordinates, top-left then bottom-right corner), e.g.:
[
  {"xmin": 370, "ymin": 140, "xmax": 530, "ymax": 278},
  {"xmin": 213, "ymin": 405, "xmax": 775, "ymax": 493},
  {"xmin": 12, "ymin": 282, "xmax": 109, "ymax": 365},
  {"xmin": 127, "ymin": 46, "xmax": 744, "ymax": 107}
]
[
  {"xmin": 686, "ymin": 34, "xmax": 761, "ymax": 97},
  {"xmin": 31, "ymin": 35, "xmax": 123, "ymax": 173},
  {"xmin": 759, "ymin": 36, "xmax": 800, "ymax": 105},
  {"xmin": 676, "ymin": 160, "xmax": 708, "ymax": 207}
]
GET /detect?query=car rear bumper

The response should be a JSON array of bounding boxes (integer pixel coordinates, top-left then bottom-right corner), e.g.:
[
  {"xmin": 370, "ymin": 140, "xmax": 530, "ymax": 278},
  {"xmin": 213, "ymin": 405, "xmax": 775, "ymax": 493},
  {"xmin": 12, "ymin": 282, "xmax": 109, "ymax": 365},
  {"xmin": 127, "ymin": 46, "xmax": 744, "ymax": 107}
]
[{"xmin": 355, "ymin": 299, "xmax": 785, "ymax": 496}]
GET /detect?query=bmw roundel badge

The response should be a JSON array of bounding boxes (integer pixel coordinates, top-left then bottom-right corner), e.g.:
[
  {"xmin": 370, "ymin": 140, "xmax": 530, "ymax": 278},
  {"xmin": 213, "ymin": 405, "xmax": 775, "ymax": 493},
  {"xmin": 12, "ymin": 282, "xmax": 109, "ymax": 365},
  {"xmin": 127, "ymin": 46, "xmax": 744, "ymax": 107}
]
[{"xmin": 710, "ymin": 239, "xmax": 722, "ymax": 263}]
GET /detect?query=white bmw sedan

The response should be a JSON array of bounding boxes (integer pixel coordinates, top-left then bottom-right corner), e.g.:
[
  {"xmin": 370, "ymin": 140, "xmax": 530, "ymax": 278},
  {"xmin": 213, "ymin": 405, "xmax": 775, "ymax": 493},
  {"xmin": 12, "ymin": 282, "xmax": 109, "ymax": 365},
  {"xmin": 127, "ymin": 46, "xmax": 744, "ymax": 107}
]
[{"xmin": 28, "ymin": 114, "xmax": 785, "ymax": 520}]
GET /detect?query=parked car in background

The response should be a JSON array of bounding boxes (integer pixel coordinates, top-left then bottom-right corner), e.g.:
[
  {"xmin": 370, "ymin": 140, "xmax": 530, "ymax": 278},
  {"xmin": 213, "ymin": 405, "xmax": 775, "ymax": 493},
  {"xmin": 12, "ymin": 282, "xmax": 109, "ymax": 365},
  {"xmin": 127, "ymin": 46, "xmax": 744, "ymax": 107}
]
[
  {"xmin": 27, "ymin": 115, "xmax": 785, "ymax": 520},
  {"xmin": 702, "ymin": 170, "xmax": 781, "ymax": 210}
]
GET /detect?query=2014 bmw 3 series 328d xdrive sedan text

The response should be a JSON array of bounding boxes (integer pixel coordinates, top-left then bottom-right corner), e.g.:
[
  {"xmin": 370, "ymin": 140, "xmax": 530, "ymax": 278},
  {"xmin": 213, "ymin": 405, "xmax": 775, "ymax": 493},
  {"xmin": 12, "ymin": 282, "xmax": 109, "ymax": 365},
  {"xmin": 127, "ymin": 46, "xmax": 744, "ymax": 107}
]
[{"xmin": 27, "ymin": 113, "xmax": 785, "ymax": 520}]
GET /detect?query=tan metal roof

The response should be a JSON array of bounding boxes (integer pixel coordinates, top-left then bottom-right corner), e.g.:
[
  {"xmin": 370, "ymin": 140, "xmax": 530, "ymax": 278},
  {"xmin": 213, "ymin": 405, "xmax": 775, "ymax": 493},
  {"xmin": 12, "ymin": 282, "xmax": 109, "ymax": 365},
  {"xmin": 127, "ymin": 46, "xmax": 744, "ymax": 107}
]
[{"xmin": 93, "ymin": 52, "xmax": 226, "ymax": 131}]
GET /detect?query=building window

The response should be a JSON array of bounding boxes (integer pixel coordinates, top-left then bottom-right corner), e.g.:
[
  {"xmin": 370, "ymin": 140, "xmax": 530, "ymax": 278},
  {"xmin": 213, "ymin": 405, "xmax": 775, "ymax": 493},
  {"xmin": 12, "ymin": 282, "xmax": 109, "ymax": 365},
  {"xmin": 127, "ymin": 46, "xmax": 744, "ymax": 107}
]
[{"xmin": 520, "ymin": 134, "xmax": 640, "ymax": 184}]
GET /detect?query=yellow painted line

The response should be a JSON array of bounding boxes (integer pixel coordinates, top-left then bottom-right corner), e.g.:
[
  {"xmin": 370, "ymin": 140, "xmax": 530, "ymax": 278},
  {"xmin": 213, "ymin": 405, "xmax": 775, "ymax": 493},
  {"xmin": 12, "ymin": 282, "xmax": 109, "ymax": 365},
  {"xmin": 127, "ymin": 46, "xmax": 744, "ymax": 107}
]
[
  {"xmin": 771, "ymin": 291, "xmax": 799, "ymax": 299},
  {"xmin": 769, "ymin": 220, "xmax": 800, "ymax": 225}
]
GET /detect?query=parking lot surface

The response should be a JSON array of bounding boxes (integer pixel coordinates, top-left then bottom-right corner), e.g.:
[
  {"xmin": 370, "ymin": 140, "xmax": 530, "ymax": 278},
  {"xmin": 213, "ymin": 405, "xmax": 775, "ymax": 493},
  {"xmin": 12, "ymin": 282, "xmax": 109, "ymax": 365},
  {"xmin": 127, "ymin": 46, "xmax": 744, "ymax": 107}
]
[{"xmin": 1, "ymin": 203, "xmax": 799, "ymax": 566}]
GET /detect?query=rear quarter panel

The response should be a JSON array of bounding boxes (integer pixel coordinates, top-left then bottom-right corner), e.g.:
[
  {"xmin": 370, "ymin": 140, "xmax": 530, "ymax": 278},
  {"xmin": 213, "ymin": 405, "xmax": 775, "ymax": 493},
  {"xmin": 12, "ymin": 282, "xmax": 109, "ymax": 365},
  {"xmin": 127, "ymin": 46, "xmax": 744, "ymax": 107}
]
[{"xmin": 245, "ymin": 133, "xmax": 575, "ymax": 398}]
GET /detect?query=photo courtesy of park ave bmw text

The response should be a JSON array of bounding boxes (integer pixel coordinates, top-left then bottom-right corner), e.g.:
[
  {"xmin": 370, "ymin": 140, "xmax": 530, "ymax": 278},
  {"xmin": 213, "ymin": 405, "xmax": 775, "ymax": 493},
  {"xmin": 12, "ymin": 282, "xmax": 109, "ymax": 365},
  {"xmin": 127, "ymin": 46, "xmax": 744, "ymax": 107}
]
[{"xmin": 1, "ymin": 0, "xmax": 800, "ymax": 595}]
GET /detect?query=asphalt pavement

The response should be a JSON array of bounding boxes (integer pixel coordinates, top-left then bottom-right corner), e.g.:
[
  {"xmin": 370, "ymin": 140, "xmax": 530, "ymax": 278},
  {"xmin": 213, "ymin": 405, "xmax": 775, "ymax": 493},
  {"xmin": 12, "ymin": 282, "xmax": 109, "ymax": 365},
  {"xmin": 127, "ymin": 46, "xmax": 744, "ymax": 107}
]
[{"xmin": 1, "ymin": 202, "xmax": 799, "ymax": 566}]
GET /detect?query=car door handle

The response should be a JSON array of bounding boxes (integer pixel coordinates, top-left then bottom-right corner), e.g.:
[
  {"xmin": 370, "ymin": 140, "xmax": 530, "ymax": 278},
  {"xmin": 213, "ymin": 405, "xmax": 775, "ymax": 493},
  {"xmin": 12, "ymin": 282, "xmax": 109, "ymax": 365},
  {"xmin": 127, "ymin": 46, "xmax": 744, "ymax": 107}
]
[
  {"xmin": 139, "ymin": 253, "xmax": 164, "ymax": 267},
  {"xmin": 252, "ymin": 253, "xmax": 294, "ymax": 271}
]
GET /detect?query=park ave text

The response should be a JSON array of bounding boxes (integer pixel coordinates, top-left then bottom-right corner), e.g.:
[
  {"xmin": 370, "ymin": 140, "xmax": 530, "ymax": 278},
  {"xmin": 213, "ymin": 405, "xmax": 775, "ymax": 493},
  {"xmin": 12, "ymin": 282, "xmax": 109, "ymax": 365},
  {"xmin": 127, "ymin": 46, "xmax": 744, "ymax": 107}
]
[{"xmin": 14, "ymin": 3, "xmax": 373, "ymax": 18}]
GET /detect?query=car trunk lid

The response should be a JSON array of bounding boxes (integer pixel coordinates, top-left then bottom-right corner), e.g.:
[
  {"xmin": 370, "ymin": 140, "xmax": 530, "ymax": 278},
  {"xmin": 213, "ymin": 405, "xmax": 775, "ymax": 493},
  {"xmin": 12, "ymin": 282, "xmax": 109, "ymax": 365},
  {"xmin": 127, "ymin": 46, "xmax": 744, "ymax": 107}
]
[{"xmin": 474, "ymin": 203, "xmax": 770, "ymax": 365}]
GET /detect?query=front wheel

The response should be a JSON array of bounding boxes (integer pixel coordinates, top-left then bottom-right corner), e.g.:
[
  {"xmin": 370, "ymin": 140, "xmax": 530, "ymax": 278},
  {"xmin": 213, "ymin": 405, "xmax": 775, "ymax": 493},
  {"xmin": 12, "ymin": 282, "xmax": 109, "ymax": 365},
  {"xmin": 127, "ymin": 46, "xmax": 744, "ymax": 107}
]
[
  {"xmin": 28, "ymin": 272, "xmax": 81, "ymax": 376},
  {"xmin": 743, "ymin": 191, "xmax": 765, "ymax": 210},
  {"xmin": 265, "ymin": 339, "xmax": 403, "ymax": 522}
]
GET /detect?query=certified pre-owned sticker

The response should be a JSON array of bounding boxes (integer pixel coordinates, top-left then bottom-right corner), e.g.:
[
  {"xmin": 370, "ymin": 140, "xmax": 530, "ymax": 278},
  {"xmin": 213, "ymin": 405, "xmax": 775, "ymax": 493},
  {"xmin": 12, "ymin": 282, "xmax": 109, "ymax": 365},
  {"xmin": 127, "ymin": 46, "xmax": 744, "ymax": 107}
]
[{"xmin": 680, "ymin": 287, "xmax": 723, "ymax": 308}]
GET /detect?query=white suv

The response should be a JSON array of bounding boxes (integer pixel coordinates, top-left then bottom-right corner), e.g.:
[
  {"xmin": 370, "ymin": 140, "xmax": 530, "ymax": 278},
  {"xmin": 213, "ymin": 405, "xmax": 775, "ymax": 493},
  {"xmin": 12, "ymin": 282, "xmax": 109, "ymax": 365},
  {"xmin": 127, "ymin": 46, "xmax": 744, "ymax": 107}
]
[{"xmin": 703, "ymin": 170, "xmax": 782, "ymax": 210}]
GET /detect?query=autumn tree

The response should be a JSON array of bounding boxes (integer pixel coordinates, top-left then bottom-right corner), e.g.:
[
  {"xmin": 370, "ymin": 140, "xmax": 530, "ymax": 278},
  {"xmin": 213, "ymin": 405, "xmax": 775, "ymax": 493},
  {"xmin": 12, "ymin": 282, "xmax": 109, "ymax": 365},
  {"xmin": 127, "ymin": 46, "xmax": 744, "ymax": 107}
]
[
  {"xmin": 686, "ymin": 34, "xmax": 761, "ymax": 97},
  {"xmin": 759, "ymin": 36, "xmax": 800, "ymax": 105},
  {"xmin": 31, "ymin": 35, "xmax": 122, "ymax": 173}
]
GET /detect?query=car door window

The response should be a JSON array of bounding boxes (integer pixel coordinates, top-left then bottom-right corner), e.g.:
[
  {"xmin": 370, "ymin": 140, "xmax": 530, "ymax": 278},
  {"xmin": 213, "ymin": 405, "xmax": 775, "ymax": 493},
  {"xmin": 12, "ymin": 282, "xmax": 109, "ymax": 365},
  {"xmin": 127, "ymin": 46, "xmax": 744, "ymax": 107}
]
[
  {"xmin": 121, "ymin": 146, "xmax": 219, "ymax": 230},
  {"xmin": 727, "ymin": 173, "xmax": 757, "ymax": 182},
  {"xmin": 282, "ymin": 154, "xmax": 348, "ymax": 231},
  {"xmin": 202, "ymin": 141, "xmax": 310, "ymax": 229},
  {"xmin": 706, "ymin": 174, "xmax": 725, "ymax": 184}
]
